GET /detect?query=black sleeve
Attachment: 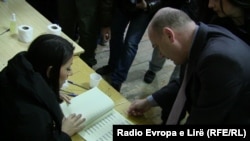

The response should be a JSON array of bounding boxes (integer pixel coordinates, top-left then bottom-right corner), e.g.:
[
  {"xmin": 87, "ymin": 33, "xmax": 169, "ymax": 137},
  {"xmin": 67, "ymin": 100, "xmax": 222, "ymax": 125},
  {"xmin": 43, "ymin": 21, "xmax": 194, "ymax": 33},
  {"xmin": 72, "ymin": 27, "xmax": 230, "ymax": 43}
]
[
  {"xmin": 99, "ymin": 0, "xmax": 114, "ymax": 27},
  {"xmin": 145, "ymin": 0, "xmax": 162, "ymax": 14},
  {"xmin": 152, "ymin": 65, "xmax": 186, "ymax": 123},
  {"xmin": 53, "ymin": 130, "xmax": 72, "ymax": 141}
]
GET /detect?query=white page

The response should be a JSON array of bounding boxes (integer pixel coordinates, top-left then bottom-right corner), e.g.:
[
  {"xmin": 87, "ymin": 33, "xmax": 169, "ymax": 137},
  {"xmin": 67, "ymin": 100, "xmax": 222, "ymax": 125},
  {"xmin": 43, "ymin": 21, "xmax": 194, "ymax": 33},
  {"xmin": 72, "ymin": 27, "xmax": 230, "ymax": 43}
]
[
  {"xmin": 79, "ymin": 109, "xmax": 132, "ymax": 141},
  {"xmin": 60, "ymin": 87, "xmax": 114, "ymax": 126}
]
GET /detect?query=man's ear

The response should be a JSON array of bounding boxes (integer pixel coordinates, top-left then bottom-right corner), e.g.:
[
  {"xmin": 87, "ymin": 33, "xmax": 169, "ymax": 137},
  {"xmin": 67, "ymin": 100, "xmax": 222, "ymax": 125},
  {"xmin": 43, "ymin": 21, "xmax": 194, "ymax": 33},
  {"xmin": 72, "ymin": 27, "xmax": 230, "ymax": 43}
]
[
  {"xmin": 162, "ymin": 27, "xmax": 175, "ymax": 43},
  {"xmin": 46, "ymin": 66, "xmax": 53, "ymax": 78}
]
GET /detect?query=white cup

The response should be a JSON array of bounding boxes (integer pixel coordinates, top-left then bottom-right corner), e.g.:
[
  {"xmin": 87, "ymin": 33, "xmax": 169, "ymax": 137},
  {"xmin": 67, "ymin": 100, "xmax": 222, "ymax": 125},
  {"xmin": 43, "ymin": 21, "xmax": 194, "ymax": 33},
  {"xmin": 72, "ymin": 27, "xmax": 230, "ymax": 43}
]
[{"xmin": 89, "ymin": 73, "xmax": 102, "ymax": 88}]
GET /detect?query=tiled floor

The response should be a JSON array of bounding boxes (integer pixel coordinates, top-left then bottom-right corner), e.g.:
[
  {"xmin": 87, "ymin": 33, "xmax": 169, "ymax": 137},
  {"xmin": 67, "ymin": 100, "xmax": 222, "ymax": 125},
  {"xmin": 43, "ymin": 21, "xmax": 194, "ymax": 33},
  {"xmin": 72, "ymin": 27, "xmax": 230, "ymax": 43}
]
[{"xmin": 93, "ymin": 31, "xmax": 176, "ymax": 124}]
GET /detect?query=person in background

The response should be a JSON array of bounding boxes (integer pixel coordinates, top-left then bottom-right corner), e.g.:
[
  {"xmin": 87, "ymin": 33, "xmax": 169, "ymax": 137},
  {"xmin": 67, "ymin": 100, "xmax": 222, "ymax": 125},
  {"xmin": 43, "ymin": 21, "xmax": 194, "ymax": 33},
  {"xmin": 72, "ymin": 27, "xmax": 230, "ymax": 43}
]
[
  {"xmin": 128, "ymin": 7, "xmax": 250, "ymax": 124},
  {"xmin": 26, "ymin": 0, "xmax": 59, "ymax": 23},
  {"xmin": 57, "ymin": 0, "xmax": 113, "ymax": 67},
  {"xmin": 96, "ymin": 0, "xmax": 163, "ymax": 91},
  {"xmin": 96, "ymin": 0, "xmax": 114, "ymax": 48},
  {"xmin": 205, "ymin": 0, "xmax": 250, "ymax": 44},
  {"xmin": 0, "ymin": 34, "xmax": 85, "ymax": 140}
]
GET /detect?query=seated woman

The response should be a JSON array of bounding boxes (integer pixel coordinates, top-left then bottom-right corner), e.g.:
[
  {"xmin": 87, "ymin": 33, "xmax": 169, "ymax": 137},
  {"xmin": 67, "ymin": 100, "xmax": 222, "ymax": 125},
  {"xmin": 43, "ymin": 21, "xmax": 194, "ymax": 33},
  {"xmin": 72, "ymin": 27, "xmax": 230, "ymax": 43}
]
[{"xmin": 0, "ymin": 34, "xmax": 85, "ymax": 140}]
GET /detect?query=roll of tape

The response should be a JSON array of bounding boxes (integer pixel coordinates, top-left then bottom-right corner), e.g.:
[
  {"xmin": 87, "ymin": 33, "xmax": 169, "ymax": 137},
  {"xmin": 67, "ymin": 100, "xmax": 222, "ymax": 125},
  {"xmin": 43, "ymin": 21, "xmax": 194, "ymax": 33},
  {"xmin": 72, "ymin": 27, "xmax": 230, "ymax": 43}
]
[
  {"xmin": 47, "ymin": 24, "xmax": 61, "ymax": 35},
  {"xmin": 18, "ymin": 25, "xmax": 33, "ymax": 43}
]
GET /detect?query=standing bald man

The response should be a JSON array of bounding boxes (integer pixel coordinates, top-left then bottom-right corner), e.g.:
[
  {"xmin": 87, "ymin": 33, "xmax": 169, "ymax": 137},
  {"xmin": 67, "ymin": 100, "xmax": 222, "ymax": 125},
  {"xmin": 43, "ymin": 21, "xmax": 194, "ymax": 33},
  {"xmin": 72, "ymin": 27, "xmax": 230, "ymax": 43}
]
[{"xmin": 128, "ymin": 7, "xmax": 250, "ymax": 125}]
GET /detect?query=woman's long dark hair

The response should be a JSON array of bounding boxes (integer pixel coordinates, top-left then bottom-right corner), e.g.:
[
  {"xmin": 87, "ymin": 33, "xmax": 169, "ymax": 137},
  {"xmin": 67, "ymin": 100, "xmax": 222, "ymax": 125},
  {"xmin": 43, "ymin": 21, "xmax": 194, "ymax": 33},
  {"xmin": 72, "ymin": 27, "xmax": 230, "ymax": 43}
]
[
  {"xmin": 26, "ymin": 34, "xmax": 74, "ymax": 102},
  {"xmin": 227, "ymin": 0, "xmax": 250, "ymax": 33},
  {"xmin": 197, "ymin": 0, "xmax": 250, "ymax": 23},
  {"xmin": 229, "ymin": 0, "xmax": 250, "ymax": 9},
  {"xmin": 197, "ymin": 0, "xmax": 250, "ymax": 44}
]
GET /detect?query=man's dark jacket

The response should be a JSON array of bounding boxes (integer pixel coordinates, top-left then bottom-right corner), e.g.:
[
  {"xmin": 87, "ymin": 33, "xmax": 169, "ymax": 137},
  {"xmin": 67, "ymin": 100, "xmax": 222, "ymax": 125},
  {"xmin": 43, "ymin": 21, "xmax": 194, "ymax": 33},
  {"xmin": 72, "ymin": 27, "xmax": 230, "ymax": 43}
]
[{"xmin": 153, "ymin": 23, "xmax": 250, "ymax": 124}]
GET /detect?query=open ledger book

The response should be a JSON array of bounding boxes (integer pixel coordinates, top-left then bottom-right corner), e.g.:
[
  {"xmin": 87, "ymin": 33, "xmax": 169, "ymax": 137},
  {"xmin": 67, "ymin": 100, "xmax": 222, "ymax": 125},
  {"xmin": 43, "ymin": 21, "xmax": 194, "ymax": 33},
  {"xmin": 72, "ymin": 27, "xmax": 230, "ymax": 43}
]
[{"xmin": 60, "ymin": 87, "xmax": 132, "ymax": 141}]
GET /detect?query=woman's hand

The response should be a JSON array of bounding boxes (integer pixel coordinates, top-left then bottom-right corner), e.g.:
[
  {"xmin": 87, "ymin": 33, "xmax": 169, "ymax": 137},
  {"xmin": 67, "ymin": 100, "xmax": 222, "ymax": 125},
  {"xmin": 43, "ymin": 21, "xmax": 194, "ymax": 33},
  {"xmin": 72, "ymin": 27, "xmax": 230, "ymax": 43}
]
[
  {"xmin": 61, "ymin": 114, "xmax": 86, "ymax": 136},
  {"xmin": 60, "ymin": 93, "xmax": 71, "ymax": 104}
]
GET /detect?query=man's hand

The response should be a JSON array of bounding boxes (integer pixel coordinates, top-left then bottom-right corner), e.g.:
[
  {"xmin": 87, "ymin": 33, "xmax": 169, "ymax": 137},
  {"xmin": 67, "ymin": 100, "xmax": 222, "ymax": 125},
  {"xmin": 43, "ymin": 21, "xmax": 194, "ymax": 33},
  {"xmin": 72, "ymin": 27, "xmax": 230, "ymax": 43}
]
[
  {"xmin": 100, "ymin": 27, "xmax": 111, "ymax": 42},
  {"xmin": 127, "ymin": 98, "xmax": 152, "ymax": 116}
]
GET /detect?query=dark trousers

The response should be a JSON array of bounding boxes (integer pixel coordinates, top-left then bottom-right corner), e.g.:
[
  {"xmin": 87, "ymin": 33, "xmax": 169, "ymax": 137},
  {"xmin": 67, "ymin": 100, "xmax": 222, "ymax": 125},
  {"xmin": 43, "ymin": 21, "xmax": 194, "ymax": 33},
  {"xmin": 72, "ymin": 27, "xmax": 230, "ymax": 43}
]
[{"xmin": 57, "ymin": 0, "xmax": 99, "ymax": 64}]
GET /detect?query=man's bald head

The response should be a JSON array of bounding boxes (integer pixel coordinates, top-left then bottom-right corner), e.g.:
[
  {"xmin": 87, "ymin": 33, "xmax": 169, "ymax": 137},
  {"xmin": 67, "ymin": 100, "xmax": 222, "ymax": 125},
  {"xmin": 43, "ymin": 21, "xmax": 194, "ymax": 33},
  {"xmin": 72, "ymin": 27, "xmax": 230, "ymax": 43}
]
[
  {"xmin": 149, "ymin": 7, "xmax": 193, "ymax": 35},
  {"xmin": 147, "ymin": 7, "xmax": 197, "ymax": 65}
]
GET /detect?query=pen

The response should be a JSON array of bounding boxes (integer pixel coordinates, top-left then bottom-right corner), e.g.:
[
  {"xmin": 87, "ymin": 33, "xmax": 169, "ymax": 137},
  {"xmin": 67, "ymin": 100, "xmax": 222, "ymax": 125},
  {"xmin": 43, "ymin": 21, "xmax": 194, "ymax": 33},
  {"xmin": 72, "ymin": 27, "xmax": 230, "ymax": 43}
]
[
  {"xmin": 67, "ymin": 80, "xmax": 89, "ymax": 90},
  {"xmin": 0, "ymin": 29, "xmax": 10, "ymax": 35},
  {"xmin": 60, "ymin": 89, "xmax": 77, "ymax": 97},
  {"xmin": 68, "ymin": 93, "xmax": 77, "ymax": 97}
]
